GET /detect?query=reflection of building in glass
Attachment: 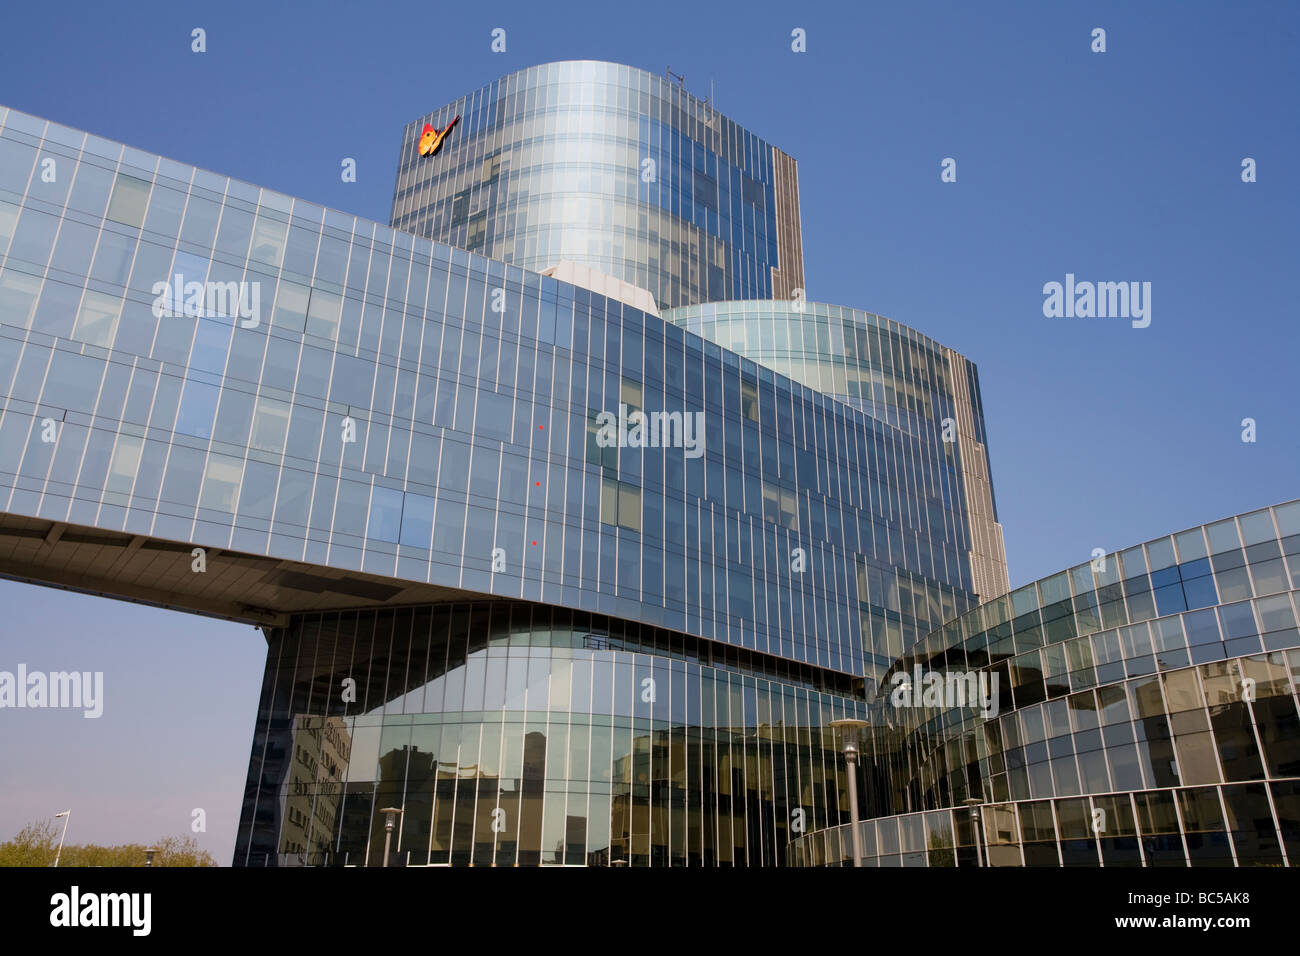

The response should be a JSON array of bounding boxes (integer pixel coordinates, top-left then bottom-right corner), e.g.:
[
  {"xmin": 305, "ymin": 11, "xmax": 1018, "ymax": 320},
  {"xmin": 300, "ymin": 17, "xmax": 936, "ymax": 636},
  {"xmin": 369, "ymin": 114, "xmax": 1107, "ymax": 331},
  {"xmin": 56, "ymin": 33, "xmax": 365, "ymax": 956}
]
[
  {"xmin": 791, "ymin": 502, "xmax": 1300, "ymax": 866},
  {"xmin": 280, "ymin": 715, "xmax": 351, "ymax": 864},
  {"xmin": 239, "ymin": 601, "xmax": 878, "ymax": 865}
]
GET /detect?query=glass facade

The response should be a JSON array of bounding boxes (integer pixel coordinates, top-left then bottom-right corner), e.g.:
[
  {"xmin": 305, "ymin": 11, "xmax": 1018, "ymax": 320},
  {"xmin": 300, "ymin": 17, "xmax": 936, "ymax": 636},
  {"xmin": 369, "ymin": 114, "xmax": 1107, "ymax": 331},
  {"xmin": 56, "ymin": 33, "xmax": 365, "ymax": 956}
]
[
  {"xmin": 664, "ymin": 300, "xmax": 989, "ymax": 434},
  {"xmin": 242, "ymin": 601, "xmax": 866, "ymax": 867},
  {"xmin": 666, "ymin": 299, "xmax": 1009, "ymax": 602},
  {"xmin": 0, "ymin": 104, "xmax": 992, "ymax": 683},
  {"xmin": 0, "ymin": 90, "xmax": 1001, "ymax": 865},
  {"xmin": 3, "ymin": 75, "xmax": 1285, "ymax": 870},
  {"xmin": 793, "ymin": 501, "xmax": 1300, "ymax": 866},
  {"xmin": 390, "ymin": 61, "xmax": 804, "ymax": 311}
]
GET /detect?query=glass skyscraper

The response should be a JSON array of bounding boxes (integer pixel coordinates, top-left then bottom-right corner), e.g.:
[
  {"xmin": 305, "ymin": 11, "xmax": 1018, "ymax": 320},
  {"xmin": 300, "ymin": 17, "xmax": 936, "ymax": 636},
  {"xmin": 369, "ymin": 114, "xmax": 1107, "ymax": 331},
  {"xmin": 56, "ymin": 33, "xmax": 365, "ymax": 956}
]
[
  {"xmin": 390, "ymin": 61, "xmax": 804, "ymax": 311},
  {"xmin": 13, "ymin": 60, "xmax": 1286, "ymax": 869}
]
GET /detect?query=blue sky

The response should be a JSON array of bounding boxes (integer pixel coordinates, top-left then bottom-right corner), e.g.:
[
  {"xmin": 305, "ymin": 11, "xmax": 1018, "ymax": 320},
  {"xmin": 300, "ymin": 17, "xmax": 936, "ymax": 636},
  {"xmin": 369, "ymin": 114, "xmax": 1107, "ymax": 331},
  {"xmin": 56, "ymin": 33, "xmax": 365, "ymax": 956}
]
[{"xmin": 0, "ymin": 0, "xmax": 1295, "ymax": 862}]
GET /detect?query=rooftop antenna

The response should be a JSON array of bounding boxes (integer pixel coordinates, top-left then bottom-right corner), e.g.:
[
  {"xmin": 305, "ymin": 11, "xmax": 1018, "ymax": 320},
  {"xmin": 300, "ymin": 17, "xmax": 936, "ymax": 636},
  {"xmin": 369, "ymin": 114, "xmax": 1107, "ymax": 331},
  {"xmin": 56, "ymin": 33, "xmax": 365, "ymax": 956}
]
[{"xmin": 666, "ymin": 66, "xmax": 685, "ymax": 88}]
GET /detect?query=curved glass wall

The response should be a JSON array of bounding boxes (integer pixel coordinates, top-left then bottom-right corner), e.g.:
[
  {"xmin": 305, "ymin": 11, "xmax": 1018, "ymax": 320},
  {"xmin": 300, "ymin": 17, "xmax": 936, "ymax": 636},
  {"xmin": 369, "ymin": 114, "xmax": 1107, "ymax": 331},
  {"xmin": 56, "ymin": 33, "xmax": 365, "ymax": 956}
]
[
  {"xmin": 666, "ymin": 299, "xmax": 1009, "ymax": 603},
  {"xmin": 793, "ymin": 500, "xmax": 1300, "ymax": 866},
  {"xmin": 663, "ymin": 300, "xmax": 984, "ymax": 436},
  {"xmin": 791, "ymin": 778, "xmax": 1300, "ymax": 867},
  {"xmin": 390, "ymin": 61, "xmax": 804, "ymax": 310},
  {"xmin": 237, "ymin": 601, "xmax": 867, "ymax": 867}
]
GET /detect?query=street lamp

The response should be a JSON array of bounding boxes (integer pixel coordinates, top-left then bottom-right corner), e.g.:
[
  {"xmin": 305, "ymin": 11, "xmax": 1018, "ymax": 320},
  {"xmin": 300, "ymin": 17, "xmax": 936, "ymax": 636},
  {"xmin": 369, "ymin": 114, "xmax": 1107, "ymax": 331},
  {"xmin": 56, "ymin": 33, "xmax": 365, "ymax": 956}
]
[
  {"xmin": 378, "ymin": 807, "xmax": 404, "ymax": 867},
  {"xmin": 962, "ymin": 797, "xmax": 984, "ymax": 868},
  {"xmin": 829, "ymin": 718, "xmax": 870, "ymax": 867},
  {"xmin": 52, "ymin": 810, "xmax": 70, "ymax": 868},
  {"xmin": 144, "ymin": 847, "xmax": 157, "ymax": 867}
]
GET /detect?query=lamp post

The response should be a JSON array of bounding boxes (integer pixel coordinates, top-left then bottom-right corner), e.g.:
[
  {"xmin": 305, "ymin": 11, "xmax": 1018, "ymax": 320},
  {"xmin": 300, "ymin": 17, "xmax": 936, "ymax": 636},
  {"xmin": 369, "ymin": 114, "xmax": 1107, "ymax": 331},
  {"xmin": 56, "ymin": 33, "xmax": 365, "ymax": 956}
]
[
  {"xmin": 963, "ymin": 797, "xmax": 984, "ymax": 868},
  {"xmin": 829, "ymin": 718, "xmax": 870, "ymax": 867},
  {"xmin": 52, "ymin": 810, "xmax": 70, "ymax": 867},
  {"xmin": 378, "ymin": 808, "xmax": 404, "ymax": 867},
  {"xmin": 144, "ymin": 847, "xmax": 157, "ymax": 867}
]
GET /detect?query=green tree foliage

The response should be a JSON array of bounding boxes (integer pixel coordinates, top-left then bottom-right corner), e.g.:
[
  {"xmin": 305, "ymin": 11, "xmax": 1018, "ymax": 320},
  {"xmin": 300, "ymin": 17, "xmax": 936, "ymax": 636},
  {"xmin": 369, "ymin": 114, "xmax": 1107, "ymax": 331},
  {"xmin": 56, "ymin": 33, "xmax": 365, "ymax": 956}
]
[
  {"xmin": 0, "ymin": 819, "xmax": 217, "ymax": 866},
  {"xmin": 0, "ymin": 819, "xmax": 59, "ymax": 867}
]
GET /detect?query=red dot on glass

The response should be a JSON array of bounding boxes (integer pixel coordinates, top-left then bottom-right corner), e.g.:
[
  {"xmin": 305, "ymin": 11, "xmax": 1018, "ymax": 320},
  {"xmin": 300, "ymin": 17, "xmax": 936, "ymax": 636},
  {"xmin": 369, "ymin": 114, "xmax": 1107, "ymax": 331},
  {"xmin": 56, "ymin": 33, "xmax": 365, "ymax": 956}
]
[
  {"xmin": 538, "ymin": 425, "xmax": 544, "ymax": 430},
  {"xmin": 531, "ymin": 540, "xmax": 537, "ymax": 546},
  {"xmin": 535, "ymin": 481, "xmax": 541, "ymax": 486}
]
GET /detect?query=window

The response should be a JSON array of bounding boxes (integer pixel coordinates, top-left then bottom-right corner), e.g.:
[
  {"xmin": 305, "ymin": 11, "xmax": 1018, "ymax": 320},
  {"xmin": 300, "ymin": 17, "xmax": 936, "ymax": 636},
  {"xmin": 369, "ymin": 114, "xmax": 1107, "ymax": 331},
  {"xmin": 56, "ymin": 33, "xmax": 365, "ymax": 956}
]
[
  {"xmin": 0, "ymin": 268, "xmax": 41, "ymax": 328},
  {"xmin": 190, "ymin": 317, "xmax": 232, "ymax": 374},
  {"xmin": 105, "ymin": 433, "xmax": 142, "ymax": 493},
  {"xmin": 600, "ymin": 477, "xmax": 641, "ymax": 532},
  {"xmin": 171, "ymin": 251, "xmax": 211, "ymax": 317},
  {"xmin": 249, "ymin": 396, "xmax": 291, "ymax": 454},
  {"xmin": 333, "ymin": 480, "xmax": 369, "ymax": 536},
  {"xmin": 399, "ymin": 492, "xmax": 435, "ymax": 548},
  {"xmin": 249, "ymin": 213, "xmax": 287, "ymax": 267},
  {"xmin": 238, "ymin": 459, "xmax": 278, "ymax": 520},
  {"xmin": 586, "ymin": 409, "xmax": 616, "ymax": 470},
  {"xmin": 71, "ymin": 290, "xmax": 121, "ymax": 347},
  {"xmin": 45, "ymin": 350, "xmax": 102, "ymax": 414},
  {"xmin": 7, "ymin": 207, "xmax": 58, "ymax": 266},
  {"xmin": 692, "ymin": 169, "xmax": 717, "ymax": 211},
  {"xmin": 180, "ymin": 195, "xmax": 220, "ymax": 248},
  {"xmin": 143, "ymin": 184, "xmax": 186, "ymax": 237},
  {"xmin": 175, "ymin": 379, "xmax": 219, "ymax": 438},
  {"xmin": 450, "ymin": 192, "xmax": 469, "ymax": 227},
  {"xmin": 466, "ymin": 212, "xmax": 487, "ymax": 250},
  {"xmin": 367, "ymin": 486, "xmax": 403, "ymax": 543},
  {"xmin": 0, "ymin": 200, "xmax": 20, "ymax": 255},
  {"xmin": 90, "ymin": 231, "xmax": 137, "ymax": 286},
  {"xmin": 160, "ymin": 444, "xmax": 205, "ymax": 506},
  {"xmin": 272, "ymin": 280, "xmax": 309, "ymax": 332},
  {"xmin": 200, "ymin": 454, "xmax": 243, "ymax": 513},
  {"xmin": 105, "ymin": 173, "xmax": 151, "ymax": 228},
  {"xmin": 305, "ymin": 287, "xmax": 341, "ymax": 341},
  {"xmin": 621, "ymin": 378, "xmax": 642, "ymax": 412},
  {"xmin": 475, "ymin": 389, "xmax": 512, "ymax": 442}
]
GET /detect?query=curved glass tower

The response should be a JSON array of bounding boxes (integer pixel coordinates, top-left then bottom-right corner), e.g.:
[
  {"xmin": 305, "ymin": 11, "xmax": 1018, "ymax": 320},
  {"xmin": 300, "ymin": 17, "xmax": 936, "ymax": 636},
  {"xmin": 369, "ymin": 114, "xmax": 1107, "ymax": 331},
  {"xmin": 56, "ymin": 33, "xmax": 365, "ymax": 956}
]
[
  {"xmin": 390, "ymin": 61, "xmax": 804, "ymax": 311},
  {"xmin": 791, "ymin": 500, "xmax": 1300, "ymax": 866}
]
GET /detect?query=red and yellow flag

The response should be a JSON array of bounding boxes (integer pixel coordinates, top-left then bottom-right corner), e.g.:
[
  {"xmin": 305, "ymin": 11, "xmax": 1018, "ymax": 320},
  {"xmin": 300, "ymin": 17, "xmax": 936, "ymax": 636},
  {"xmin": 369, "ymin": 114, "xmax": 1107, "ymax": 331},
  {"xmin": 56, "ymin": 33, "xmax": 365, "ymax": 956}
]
[{"xmin": 418, "ymin": 115, "xmax": 460, "ymax": 157}]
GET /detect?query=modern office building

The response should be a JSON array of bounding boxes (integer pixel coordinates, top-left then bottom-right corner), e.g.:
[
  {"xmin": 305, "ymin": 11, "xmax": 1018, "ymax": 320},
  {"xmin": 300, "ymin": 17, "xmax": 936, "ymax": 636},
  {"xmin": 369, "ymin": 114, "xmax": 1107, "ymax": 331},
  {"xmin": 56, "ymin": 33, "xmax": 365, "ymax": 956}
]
[
  {"xmin": 391, "ymin": 61, "xmax": 804, "ymax": 311},
  {"xmin": 0, "ymin": 59, "xmax": 1018, "ymax": 867},
  {"xmin": 791, "ymin": 501, "xmax": 1300, "ymax": 866}
]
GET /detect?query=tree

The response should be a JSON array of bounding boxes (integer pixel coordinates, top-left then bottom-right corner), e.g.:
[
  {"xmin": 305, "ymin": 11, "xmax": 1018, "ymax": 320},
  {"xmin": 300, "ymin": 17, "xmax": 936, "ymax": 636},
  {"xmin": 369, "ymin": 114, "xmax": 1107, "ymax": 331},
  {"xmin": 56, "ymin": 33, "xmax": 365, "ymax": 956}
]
[
  {"xmin": 0, "ymin": 819, "xmax": 58, "ymax": 867},
  {"xmin": 150, "ymin": 834, "xmax": 216, "ymax": 867},
  {"xmin": 0, "ymin": 821, "xmax": 217, "ymax": 866}
]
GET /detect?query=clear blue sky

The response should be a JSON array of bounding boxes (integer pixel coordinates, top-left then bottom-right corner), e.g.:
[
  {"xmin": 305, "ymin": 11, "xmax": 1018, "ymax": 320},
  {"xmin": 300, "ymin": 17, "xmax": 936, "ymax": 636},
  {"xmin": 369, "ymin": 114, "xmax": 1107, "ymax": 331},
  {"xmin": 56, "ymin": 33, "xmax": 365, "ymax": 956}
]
[{"xmin": 0, "ymin": 0, "xmax": 1295, "ymax": 863}]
